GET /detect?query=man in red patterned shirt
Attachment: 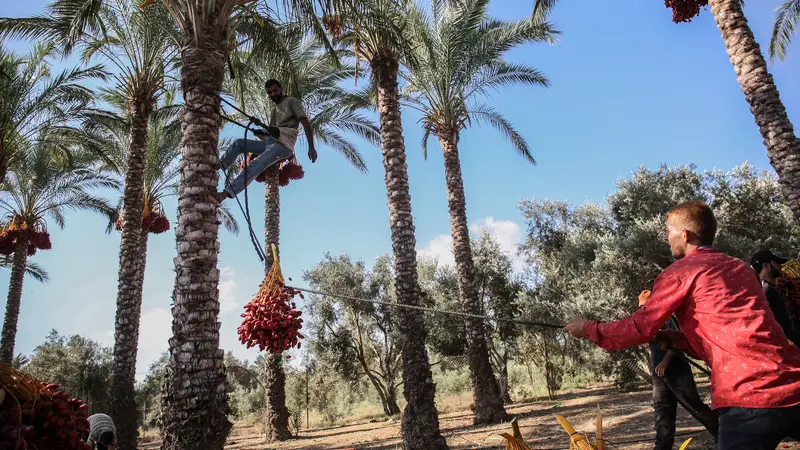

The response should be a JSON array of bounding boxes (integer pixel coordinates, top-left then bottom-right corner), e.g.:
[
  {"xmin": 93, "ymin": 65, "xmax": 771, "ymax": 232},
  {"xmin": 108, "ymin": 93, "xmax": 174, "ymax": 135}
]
[{"xmin": 564, "ymin": 201, "xmax": 800, "ymax": 450}]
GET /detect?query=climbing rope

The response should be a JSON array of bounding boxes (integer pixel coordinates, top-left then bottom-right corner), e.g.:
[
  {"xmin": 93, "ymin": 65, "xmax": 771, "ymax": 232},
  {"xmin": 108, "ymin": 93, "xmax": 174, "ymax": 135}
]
[
  {"xmin": 285, "ymin": 285, "xmax": 712, "ymax": 376},
  {"xmin": 186, "ymin": 97, "xmax": 270, "ymax": 263},
  {"xmin": 286, "ymin": 285, "xmax": 564, "ymax": 330},
  {"xmin": 222, "ymin": 114, "xmax": 267, "ymax": 263}
]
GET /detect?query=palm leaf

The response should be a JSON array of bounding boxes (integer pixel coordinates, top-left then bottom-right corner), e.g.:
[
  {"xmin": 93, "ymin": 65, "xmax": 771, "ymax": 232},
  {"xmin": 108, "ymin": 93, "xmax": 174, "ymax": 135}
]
[
  {"xmin": 531, "ymin": 0, "xmax": 559, "ymax": 24},
  {"xmin": 0, "ymin": 256, "xmax": 50, "ymax": 283},
  {"xmin": 468, "ymin": 104, "xmax": 535, "ymax": 164},
  {"xmin": 770, "ymin": 0, "xmax": 800, "ymax": 61}
]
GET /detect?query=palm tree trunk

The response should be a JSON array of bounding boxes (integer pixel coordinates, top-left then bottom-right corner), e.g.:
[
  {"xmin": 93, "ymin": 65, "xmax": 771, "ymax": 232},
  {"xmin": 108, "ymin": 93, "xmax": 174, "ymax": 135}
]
[
  {"xmin": 709, "ymin": 0, "xmax": 800, "ymax": 220},
  {"xmin": 0, "ymin": 236, "xmax": 29, "ymax": 364},
  {"xmin": 263, "ymin": 167, "xmax": 291, "ymax": 441},
  {"xmin": 160, "ymin": 34, "xmax": 231, "ymax": 450},
  {"xmin": 109, "ymin": 101, "xmax": 152, "ymax": 450},
  {"xmin": 371, "ymin": 56, "xmax": 449, "ymax": 450},
  {"xmin": 438, "ymin": 134, "xmax": 506, "ymax": 424}
]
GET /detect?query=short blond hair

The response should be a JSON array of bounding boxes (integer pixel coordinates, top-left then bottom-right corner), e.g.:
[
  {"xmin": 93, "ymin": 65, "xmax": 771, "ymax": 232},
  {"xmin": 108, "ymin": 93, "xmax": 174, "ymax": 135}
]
[{"xmin": 667, "ymin": 201, "xmax": 717, "ymax": 245}]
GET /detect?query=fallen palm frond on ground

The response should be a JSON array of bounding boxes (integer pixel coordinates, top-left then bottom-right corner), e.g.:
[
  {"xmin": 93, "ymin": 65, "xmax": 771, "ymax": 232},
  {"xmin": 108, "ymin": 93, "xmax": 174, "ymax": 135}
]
[{"xmin": 500, "ymin": 411, "xmax": 693, "ymax": 450}]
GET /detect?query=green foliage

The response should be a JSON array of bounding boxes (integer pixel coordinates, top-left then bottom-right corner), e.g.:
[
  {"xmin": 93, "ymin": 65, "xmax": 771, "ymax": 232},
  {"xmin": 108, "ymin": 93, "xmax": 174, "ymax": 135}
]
[
  {"xmin": 0, "ymin": 43, "xmax": 106, "ymax": 184},
  {"xmin": 419, "ymin": 231, "xmax": 525, "ymax": 401},
  {"xmin": 404, "ymin": 0, "xmax": 556, "ymax": 160},
  {"xmin": 0, "ymin": 256, "xmax": 50, "ymax": 283},
  {"xmin": 308, "ymin": 370, "xmax": 359, "ymax": 426},
  {"xmin": 770, "ymin": 0, "xmax": 800, "ymax": 61},
  {"xmin": 329, "ymin": 0, "xmax": 424, "ymax": 70},
  {"xmin": 78, "ymin": 0, "xmax": 178, "ymax": 104},
  {"xmin": 22, "ymin": 330, "xmax": 112, "ymax": 414},
  {"xmin": 519, "ymin": 163, "xmax": 800, "ymax": 390},
  {"xmin": 304, "ymin": 254, "xmax": 402, "ymax": 416},
  {"xmin": 135, "ymin": 352, "xmax": 168, "ymax": 429},
  {"xmin": 419, "ymin": 261, "xmax": 466, "ymax": 356},
  {"xmin": 0, "ymin": 140, "xmax": 118, "ymax": 233}
]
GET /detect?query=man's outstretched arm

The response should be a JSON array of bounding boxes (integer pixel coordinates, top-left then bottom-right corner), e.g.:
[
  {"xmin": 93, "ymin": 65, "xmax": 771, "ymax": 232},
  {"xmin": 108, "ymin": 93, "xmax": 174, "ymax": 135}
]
[
  {"xmin": 299, "ymin": 117, "xmax": 317, "ymax": 163},
  {"xmin": 564, "ymin": 272, "xmax": 689, "ymax": 350}
]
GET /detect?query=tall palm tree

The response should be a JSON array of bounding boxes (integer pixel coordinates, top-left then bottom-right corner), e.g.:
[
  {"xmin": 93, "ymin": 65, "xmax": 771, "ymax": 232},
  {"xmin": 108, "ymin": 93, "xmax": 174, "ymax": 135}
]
[
  {"xmin": 80, "ymin": 4, "xmax": 178, "ymax": 448},
  {"xmin": 404, "ymin": 0, "xmax": 555, "ymax": 424},
  {"xmin": 770, "ymin": 0, "xmax": 800, "ymax": 61},
  {"xmin": 148, "ymin": 6, "xmax": 331, "ymax": 448},
  {"xmin": 84, "ymin": 89, "xmax": 238, "ymax": 449},
  {"xmin": 537, "ymin": 0, "xmax": 800, "ymax": 221},
  {"xmin": 1, "ymin": 257, "xmax": 50, "ymax": 360},
  {"xmin": 224, "ymin": 32, "xmax": 377, "ymax": 440},
  {"xmin": 0, "ymin": 42, "xmax": 105, "ymax": 185},
  {"xmin": 324, "ymin": 0, "xmax": 449, "ymax": 447},
  {"xmin": 0, "ymin": 142, "xmax": 118, "ymax": 363},
  {"xmin": 2, "ymin": 6, "xmax": 177, "ymax": 443},
  {"xmin": 3, "ymin": 1, "xmax": 328, "ymax": 448},
  {"xmin": 675, "ymin": 1, "xmax": 800, "ymax": 222}
]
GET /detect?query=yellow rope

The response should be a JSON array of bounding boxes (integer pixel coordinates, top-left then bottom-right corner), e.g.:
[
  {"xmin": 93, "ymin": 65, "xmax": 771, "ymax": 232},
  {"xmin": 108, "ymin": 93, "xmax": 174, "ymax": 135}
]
[{"xmin": 252, "ymin": 244, "xmax": 284, "ymax": 304}]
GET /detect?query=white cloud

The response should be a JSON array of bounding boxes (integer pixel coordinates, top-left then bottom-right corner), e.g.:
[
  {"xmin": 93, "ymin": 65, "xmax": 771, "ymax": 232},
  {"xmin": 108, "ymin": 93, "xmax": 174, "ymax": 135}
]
[
  {"xmin": 418, "ymin": 217, "xmax": 525, "ymax": 272},
  {"xmin": 218, "ymin": 267, "xmax": 261, "ymax": 365},
  {"xmin": 70, "ymin": 294, "xmax": 116, "ymax": 348},
  {"xmin": 471, "ymin": 217, "xmax": 525, "ymax": 273},
  {"xmin": 418, "ymin": 233, "xmax": 456, "ymax": 267},
  {"xmin": 219, "ymin": 266, "xmax": 242, "ymax": 314},
  {"xmin": 136, "ymin": 307, "xmax": 173, "ymax": 379}
]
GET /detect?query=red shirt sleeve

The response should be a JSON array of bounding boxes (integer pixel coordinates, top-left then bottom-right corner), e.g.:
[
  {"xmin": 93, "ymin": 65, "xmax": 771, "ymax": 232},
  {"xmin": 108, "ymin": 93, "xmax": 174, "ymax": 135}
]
[
  {"xmin": 656, "ymin": 329, "xmax": 701, "ymax": 359},
  {"xmin": 582, "ymin": 271, "xmax": 690, "ymax": 350}
]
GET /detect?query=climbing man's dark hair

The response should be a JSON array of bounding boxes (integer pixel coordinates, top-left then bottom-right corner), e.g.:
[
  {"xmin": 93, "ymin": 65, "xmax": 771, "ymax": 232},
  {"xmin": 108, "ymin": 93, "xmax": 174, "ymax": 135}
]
[{"xmin": 265, "ymin": 79, "xmax": 281, "ymax": 89}]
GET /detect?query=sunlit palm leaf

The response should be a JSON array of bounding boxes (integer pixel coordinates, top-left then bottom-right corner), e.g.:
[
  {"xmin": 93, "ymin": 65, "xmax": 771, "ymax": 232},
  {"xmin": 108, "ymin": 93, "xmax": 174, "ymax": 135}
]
[
  {"xmin": 0, "ymin": 141, "xmax": 118, "ymax": 239},
  {"xmin": 404, "ymin": 0, "xmax": 552, "ymax": 163},
  {"xmin": 0, "ymin": 45, "xmax": 108, "ymax": 183}
]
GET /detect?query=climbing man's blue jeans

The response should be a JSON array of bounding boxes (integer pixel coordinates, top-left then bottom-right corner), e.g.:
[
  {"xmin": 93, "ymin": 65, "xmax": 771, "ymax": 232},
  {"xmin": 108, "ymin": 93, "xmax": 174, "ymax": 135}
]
[{"xmin": 220, "ymin": 136, "xmax": 292, "ymax": 197}]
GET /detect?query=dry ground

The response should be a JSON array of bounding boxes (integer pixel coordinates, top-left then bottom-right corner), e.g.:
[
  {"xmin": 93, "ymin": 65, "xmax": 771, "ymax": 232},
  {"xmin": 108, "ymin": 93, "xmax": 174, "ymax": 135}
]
[{"xmin": 141, "ymin": 382, "xmax": 800, "ymax": 449}]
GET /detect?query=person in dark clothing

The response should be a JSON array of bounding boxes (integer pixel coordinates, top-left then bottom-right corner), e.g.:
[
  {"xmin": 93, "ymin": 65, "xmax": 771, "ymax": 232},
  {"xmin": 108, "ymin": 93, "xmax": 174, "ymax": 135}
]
[
  {"xmin": 639, "ymin": 290, "xmax": 718, "ymax": 450},
  {"xmin": 751, "ymin": 250, "xmax": 799, "ymax": 347}
]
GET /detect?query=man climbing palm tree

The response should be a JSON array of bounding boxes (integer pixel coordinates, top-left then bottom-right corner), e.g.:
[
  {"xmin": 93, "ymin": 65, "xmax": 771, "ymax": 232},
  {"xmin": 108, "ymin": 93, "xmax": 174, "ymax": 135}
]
[{"xmin": 217, "ymin": 79, "xmax": 317, "ymax": 202}]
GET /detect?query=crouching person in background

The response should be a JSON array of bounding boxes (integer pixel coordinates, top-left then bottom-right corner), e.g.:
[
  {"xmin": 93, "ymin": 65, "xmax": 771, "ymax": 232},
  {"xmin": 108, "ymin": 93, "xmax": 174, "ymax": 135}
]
[{"xmin": 86, "ymin": 413, "xmax": 116, "ymax": 450}]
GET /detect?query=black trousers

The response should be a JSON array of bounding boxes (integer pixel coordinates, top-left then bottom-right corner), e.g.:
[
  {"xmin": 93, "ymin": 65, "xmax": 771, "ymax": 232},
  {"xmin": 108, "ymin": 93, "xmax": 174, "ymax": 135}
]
[
  {"xmin": 652, "ymin": 359, "xmax": 718, "ymax": 450},
  {"xmin": 718, "ymin": 404, "xmax": 800, "ymax": 450}
]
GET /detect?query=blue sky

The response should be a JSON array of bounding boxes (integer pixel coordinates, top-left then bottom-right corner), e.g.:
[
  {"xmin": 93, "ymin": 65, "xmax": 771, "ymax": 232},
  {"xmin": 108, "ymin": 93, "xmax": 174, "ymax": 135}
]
[{"xmin": 1, "ymin": 0, "xmax": 799, "ymax": 379}]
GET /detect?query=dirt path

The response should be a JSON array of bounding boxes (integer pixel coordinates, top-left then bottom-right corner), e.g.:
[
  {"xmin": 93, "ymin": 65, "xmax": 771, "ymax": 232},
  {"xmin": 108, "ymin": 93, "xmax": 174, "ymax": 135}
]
[{"xmin": 142, "ymin": 383, "xmax": 800, "ymax": 449}]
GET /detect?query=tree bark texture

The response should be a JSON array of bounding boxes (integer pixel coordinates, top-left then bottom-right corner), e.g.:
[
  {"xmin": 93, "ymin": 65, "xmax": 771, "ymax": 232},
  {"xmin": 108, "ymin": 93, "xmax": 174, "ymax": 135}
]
[
  {"xmin": 160, "ymin": 32, "xmax": 231, "ymax": 450},
  {"xmin": 499, "ymin": 353, "xmax": 511, "ymax": 405},
  {"xmin": 109, "ymin": 100, "xmax": 153, "ymax": 450},
  {"xmin": 372, "ymin": 57, "xmax": 449, "ymax": 450},
  {"xmin": 385, "ymin": 385, "xmax": 401, "ymax": 416},
  {"xmin": 0, "ymin": 236, "xmax": 29, "ymax": 364},
  {"xmin": 709, "ymin": 0, "xmax": 800, "ymax": 221},
  {"xmin": 263, "ymin": 167, "xmax": 291, "ymax": 441},
  {"xmin": 438, "ymin": 135, "xmax": 506, "ymax": 424}
]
